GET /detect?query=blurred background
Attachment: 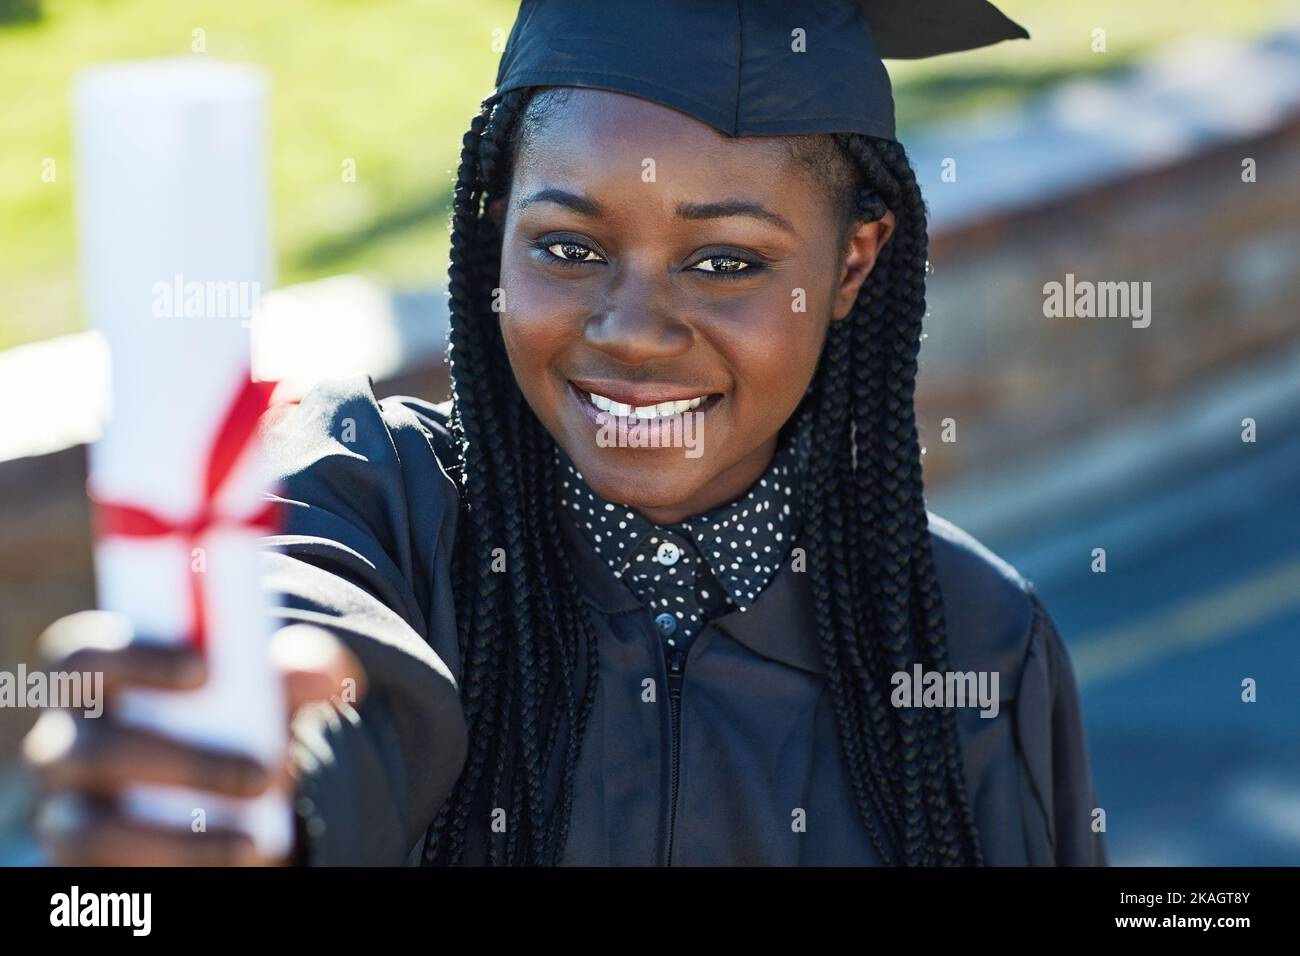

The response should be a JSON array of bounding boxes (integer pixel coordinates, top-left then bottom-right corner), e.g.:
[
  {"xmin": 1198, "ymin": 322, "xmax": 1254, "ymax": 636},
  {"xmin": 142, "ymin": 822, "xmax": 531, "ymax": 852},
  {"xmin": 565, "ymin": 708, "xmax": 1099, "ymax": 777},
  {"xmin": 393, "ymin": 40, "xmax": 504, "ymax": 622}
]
[{"xmin": 1, "ymin": 0, "xmax": 1297, "ymax": 864}]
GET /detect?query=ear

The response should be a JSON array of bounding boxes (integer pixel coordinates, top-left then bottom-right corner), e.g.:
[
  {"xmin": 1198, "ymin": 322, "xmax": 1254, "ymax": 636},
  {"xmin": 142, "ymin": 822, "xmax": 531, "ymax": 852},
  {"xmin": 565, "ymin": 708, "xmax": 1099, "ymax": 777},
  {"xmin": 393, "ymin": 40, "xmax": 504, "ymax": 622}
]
[
  {"xmin": 488, "ymin": 196, "xmax": 507, "ymax": 229},
  {"xmin": 831, "ymin": 210, "xmax": 896, "ymax": 321}
]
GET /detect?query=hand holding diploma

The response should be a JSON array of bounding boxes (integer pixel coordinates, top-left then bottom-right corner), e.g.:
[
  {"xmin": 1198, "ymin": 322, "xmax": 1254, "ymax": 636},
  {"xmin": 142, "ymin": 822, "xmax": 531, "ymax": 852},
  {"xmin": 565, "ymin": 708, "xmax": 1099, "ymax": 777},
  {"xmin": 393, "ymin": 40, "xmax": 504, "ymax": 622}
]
[
  {"xmin": 23, "ymin": 614, "xmax": 367, "ymax": 865},
  {"xmin": 19, "ymin": 58, "xmax": 344, "ymax": 864}
]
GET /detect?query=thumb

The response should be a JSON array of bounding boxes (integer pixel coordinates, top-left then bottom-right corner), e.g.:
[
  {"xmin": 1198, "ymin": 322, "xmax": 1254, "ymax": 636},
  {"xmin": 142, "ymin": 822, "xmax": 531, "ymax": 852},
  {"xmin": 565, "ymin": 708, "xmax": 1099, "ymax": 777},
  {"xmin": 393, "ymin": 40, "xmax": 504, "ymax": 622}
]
[{"xmin": 269, "ymin": 624, "xmax": 367, "ymax": 716}]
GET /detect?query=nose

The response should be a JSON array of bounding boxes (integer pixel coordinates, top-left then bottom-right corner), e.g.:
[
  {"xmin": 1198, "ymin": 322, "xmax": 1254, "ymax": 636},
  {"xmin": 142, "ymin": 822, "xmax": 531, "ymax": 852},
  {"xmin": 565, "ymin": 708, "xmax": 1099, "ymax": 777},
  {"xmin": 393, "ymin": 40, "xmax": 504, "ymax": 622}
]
[{"xmin": 583, "ymin": 267, "xmax": 693, "ymax": 365}]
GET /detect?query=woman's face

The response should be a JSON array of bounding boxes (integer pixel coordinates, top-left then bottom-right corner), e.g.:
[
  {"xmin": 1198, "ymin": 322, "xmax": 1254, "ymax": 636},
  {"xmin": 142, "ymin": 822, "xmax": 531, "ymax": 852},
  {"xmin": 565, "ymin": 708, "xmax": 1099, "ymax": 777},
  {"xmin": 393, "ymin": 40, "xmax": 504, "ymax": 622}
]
[{"xmin": 495, "ymin": 88, "xmax": 891, "ymax": 523}]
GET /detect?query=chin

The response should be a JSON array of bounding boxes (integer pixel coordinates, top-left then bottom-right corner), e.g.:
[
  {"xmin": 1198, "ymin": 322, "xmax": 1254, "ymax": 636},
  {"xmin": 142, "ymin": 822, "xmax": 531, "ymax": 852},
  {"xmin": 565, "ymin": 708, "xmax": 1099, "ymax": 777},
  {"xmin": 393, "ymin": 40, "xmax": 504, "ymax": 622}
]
[{"xmin": 565, "ymin": 447, "xmax": 713, "ymax": 512}]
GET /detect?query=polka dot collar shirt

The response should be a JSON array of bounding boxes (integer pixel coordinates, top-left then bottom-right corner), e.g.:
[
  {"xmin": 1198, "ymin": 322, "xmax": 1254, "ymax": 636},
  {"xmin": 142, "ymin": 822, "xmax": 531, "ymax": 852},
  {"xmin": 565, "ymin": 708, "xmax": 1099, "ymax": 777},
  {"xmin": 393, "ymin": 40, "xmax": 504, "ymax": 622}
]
[{"xmin": 556, "ymin": 434, "xmax": 806, "ymax": 670}]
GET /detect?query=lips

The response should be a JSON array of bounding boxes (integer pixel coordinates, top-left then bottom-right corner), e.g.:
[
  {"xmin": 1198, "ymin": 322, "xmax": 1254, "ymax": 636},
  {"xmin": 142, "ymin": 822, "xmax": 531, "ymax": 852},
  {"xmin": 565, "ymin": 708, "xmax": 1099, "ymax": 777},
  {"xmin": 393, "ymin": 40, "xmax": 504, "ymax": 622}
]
[
  {"xmin": 566, "ymin": 379, "xmax": 722, "ymax": 429},
  {"xmin": 569, "ymin": 378, "xmax": 721, "ymax": 421}
]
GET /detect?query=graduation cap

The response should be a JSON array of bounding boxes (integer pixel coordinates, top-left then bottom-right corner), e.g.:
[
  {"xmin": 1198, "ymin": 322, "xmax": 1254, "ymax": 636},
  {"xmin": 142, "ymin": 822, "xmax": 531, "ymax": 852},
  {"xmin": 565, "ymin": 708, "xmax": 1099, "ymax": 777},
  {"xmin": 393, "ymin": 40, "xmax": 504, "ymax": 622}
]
[{"xmin": 492, "ymin": 0, "xmax": 1029, "ymax": 141}]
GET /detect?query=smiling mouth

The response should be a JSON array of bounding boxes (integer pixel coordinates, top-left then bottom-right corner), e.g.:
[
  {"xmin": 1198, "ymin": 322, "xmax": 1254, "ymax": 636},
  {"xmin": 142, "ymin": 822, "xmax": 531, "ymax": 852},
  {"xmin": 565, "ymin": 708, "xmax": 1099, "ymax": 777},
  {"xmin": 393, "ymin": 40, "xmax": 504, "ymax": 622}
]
[{"xmin": 569, "ymin": 381, "xmax": 723, "ymax": 421}]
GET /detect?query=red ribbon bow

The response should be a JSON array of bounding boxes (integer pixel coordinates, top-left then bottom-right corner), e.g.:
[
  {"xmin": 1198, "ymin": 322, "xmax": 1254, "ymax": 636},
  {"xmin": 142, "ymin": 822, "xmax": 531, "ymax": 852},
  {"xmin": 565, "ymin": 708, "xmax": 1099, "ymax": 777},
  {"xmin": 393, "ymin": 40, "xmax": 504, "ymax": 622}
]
[{"xmin": 92, "ymin": 376, "xmax": 282, "ymax": 652}]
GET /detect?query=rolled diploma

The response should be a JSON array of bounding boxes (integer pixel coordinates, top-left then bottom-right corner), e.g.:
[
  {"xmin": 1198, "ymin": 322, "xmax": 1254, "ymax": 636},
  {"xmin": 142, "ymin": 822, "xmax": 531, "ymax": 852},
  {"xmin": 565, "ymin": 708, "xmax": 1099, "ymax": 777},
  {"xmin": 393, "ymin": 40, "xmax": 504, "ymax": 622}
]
[{"xmin": 74, "ymin": 59, "xmax": 291, "ymax": 857}]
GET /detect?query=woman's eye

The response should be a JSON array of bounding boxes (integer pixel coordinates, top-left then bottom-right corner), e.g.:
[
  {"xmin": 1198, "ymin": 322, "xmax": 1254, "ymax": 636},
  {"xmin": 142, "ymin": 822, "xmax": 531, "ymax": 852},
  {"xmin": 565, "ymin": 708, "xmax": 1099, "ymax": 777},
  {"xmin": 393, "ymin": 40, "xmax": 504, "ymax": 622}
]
[
  {"xmin": 690, "ymin": 255, "xmax": 753, "ymax": 275},
  {"xmin": 545, "ymin": 241, "xmax": 604, "ymax": 263}
]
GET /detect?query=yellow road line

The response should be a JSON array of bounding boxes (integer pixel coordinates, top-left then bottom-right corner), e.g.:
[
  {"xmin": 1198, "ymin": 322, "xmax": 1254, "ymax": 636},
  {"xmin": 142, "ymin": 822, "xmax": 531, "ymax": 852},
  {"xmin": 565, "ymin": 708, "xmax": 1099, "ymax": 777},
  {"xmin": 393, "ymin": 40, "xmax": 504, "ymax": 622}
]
[{"xmin": 1071, "ymin": 558, "xmax": 1300, "ymax": 688}]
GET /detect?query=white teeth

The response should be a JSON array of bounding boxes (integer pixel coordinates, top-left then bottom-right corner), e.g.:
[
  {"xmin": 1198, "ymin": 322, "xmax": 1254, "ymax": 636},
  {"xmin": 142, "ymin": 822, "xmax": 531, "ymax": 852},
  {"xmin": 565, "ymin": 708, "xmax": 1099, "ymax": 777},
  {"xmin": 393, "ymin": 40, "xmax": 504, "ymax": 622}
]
[{"xmin": 584, "ymin": 389, "xmax": 709, "ymax": 417}]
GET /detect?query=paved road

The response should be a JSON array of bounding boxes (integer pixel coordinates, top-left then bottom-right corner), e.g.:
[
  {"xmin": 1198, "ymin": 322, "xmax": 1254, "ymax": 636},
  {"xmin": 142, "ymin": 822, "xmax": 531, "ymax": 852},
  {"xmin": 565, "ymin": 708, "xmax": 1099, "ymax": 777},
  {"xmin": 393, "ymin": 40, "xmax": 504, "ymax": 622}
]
[{"xmin": 972, "ymin": 409, "xmax": 1300, "ymax": 865}]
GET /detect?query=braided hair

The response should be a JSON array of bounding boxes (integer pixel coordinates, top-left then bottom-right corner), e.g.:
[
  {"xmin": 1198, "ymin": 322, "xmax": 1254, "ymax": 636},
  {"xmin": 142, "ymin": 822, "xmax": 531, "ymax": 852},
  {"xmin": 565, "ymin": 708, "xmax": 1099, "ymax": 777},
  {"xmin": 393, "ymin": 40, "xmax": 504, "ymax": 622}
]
[{"xmin": 423, "ymin": 86, "xmax": 983, "ymax": 866}]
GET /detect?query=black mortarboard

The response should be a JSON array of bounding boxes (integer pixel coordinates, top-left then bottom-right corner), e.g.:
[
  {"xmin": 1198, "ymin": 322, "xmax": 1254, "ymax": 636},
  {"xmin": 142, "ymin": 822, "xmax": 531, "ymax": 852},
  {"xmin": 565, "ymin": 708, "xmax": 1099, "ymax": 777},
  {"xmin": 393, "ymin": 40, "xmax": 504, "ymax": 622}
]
[{"xmin": 493, "ymin": 0, "xmax": 1028, "ymax": 141}]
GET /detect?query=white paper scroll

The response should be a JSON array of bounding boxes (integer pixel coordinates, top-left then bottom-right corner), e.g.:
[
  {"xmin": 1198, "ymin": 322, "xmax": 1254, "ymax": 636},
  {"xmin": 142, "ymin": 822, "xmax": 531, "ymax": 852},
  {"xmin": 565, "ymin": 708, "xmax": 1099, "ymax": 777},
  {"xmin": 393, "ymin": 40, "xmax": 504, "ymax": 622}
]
[{"xmin": 74, "ymin": 59, "xmax": 291, "ymax": 858}]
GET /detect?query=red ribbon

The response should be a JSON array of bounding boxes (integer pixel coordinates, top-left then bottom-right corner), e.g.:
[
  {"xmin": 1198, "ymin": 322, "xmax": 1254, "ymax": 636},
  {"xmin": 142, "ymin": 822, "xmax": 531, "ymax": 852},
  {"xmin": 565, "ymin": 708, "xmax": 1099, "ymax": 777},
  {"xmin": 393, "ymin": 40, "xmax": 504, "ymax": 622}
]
[{"xmin": 92, "ymin": 376, "xmax": 282, "ymax": 652}]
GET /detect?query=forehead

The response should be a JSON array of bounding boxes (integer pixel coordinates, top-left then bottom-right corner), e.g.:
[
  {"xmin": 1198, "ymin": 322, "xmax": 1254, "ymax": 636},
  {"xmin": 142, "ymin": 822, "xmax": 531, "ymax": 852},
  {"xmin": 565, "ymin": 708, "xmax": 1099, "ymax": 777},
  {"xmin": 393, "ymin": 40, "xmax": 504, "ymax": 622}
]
[{"xmin": 511, "ymin": 87, "xmax": 811, "ymax": 197}]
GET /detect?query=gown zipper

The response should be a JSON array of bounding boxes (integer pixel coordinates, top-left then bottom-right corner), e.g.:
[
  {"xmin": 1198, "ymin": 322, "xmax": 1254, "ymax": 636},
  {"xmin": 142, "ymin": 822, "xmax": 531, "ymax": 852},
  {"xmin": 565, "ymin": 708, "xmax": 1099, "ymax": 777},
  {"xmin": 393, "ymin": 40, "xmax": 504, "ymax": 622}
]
[{"xmin": 665, "ymin": 647, "xmax": 685, "ymax": 866}]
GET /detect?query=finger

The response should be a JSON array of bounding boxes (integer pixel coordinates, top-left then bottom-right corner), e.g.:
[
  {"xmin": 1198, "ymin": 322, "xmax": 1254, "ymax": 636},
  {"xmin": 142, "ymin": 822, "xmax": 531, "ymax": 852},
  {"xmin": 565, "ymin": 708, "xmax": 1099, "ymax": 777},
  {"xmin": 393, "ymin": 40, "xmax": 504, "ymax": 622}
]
[
  {"xmin": 38, "ymin": 611, "xmax": 207, "ymax": 698},
  {"xmin": 271, "ymin": 624, "xmax": 368, "ymax": 714},
  {"xmin": 24, "ymin": 711, "xmax": 271, "ymax": 799},
  {"xmin": 35, "ymin": 794, "xmax": 261, "ymax": 867},
  {"xmin": 61, "ymin": 646, "xmax": 207, "ymax": 701},
  {"xmin": 37, "ymin": 609, "xmax": 133, "ymax": 661}
]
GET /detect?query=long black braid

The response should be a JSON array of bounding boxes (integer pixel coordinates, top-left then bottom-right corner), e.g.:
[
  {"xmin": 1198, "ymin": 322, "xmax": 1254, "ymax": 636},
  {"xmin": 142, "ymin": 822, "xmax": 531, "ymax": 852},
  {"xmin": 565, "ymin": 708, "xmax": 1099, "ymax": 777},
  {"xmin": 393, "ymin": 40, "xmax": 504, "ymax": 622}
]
[{"xmin": 423, "ymin": 87, "xmax": 983, "ymax": 866}]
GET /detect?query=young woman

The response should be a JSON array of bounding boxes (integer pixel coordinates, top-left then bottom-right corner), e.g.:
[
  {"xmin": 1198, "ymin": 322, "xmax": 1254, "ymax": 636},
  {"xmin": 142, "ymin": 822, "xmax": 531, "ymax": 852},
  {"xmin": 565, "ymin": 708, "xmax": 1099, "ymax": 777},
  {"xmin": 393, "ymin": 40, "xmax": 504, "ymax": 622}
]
[{"xmin": 24, "ymin": 0, "xmax": 1106, "ymax": 866}]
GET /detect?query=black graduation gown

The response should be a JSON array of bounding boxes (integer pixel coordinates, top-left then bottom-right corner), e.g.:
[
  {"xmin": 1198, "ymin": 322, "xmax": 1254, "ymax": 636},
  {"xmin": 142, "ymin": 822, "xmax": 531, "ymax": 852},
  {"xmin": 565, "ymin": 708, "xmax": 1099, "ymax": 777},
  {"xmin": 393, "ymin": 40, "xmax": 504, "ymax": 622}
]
[{"xmin": 260, "ymin": 376, "xmax": 1108, "ymax": 866}]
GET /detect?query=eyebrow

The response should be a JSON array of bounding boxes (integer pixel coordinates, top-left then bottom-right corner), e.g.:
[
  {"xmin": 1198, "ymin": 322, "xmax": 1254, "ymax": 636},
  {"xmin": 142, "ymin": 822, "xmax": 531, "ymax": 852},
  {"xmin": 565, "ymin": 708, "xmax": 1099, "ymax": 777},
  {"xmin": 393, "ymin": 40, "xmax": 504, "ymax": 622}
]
[
  {"xmin": 675, "ymin": 199, "xmax": 797, "ymax": 236},
  {"xmin": 516, "ymin": 187, "xmax": 797, "ymax": 235},
  {"xmin": 517, "ymin": 187, "xmax": 603, "ymax": 217}
]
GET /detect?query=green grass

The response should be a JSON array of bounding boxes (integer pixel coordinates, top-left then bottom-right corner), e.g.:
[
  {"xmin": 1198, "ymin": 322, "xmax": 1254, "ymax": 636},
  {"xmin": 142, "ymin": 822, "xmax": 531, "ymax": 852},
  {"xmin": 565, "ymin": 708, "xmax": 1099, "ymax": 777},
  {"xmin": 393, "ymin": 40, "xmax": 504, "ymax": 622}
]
[
  {"xmin": 890, "ymin": 0, "xmax": 1293, "ymax": 127},
  {"xmin": 0, "ymin": 0, "xmax": 519, "ymax": 349},
  {"xmin": 0, "ymin": 0, "xmax": 1292, "ymax": 349}
]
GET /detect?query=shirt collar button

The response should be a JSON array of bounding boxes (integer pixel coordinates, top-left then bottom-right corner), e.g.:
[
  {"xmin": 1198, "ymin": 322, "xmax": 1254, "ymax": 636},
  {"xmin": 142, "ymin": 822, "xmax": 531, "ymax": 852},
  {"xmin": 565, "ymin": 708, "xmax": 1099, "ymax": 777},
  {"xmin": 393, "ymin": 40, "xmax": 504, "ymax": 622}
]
[
  {"xmin": 654, "ymin": 612, "xmax": 678, "ymax": 636},
  {"xmin": 656, "ymin": 541, "xmax": 681, "ymax": 566}
]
